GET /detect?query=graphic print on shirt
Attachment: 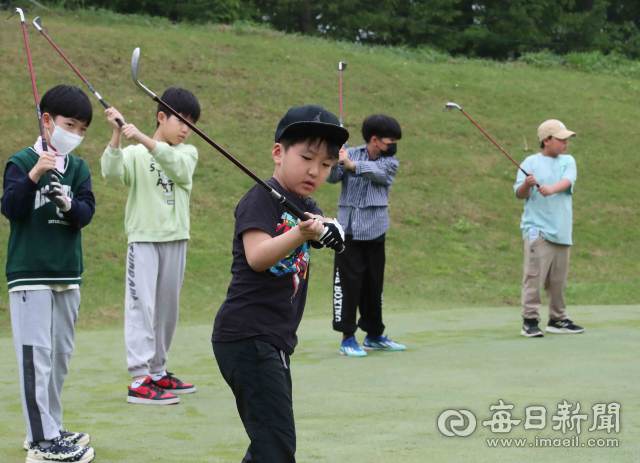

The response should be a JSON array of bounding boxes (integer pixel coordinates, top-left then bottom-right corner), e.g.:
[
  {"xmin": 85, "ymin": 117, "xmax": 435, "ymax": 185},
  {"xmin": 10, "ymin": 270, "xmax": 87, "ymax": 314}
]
[
  {"xmin": 559, "ymin": 157, "xmax": 568, "ymax": 176},
  {"xmin": 34, "ymin": 185, "xmax": 74, "ymax": 224},
  {"xmin": 268, "ymin": 212, "xmax": 310, "ymax": 300},
  {"xmin": 150, "ymin": 157, "xmax": 175, "ymax": 202}
]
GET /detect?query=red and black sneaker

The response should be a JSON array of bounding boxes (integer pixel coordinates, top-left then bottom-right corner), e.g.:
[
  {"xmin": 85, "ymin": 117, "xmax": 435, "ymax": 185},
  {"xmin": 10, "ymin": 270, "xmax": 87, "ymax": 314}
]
[
  {"xmin": 149, "ymin": 372, "xmax": 196, "ymax": 395},
  {"xmin": 127, "ymin": 377, "xmax": 180, "ymax": 405}
]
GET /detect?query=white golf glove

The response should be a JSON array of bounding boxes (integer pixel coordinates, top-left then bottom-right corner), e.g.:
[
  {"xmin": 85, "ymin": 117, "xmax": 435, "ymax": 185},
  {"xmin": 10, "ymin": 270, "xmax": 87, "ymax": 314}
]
[
  {"xmin": 318, "ymin": 219, "xmax": 345, "ymax": 253},
  {"xmin": 43, "ymin": 174, "xmax": 71, "ymax": 212}
]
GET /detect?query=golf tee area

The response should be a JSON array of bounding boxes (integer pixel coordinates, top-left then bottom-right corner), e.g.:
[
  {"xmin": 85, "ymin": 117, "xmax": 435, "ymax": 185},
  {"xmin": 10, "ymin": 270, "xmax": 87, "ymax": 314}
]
[
  {"xmin": 1, "ymin": 307, "xmax": 639, "ymax": 462},
  {"xmin": 1, "ymin": 8, "xmax": 639, "ymax": 463}
]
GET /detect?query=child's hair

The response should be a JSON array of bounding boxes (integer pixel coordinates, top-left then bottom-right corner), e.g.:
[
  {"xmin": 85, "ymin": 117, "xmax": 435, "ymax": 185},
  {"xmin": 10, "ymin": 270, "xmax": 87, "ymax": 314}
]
[
  {"xmin": 157, "ymin": 88, "xmax": 201, "ymax": 127},
  {"xmin": 540, "ymin": 136, "xmax": 552, "ymax": 149},
  {"xmin": 279, "ymin": 133, "xmax": 341, "ymax": 160},
  {"xmin": 362, "ymin": 115, "xmax": 402, "ymax": 143},
  {"xmin": 40, "ymin": 85, "xmax": 93, "ymax": 126}
]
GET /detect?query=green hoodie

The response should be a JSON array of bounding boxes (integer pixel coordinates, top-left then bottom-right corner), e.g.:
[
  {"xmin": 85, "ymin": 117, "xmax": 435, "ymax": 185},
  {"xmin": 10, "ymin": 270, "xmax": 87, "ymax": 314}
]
[{"xmin": 101, "ymin": 142, "xmax": 198, "ymax": 243}]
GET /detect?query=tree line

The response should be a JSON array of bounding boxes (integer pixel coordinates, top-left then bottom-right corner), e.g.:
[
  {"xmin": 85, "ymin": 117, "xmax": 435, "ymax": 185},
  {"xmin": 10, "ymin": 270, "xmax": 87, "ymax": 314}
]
[{"xmin": 51, "ymin": 0, "xmax": 640, "ymax": 59}]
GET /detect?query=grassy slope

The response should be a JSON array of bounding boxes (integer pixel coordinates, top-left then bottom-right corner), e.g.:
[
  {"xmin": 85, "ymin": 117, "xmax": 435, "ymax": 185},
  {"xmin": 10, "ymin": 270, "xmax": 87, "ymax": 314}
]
[
  {"xmin": 1, "ymin": 306, "xmax": 638, "ymax": 462},
  {"xmin": 0, "ymin": 11, "xmax": 639, "ymax": 331}
]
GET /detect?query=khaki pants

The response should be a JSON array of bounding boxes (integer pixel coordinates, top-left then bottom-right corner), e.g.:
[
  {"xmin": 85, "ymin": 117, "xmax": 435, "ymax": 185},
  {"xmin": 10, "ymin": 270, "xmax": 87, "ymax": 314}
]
[{"xmin": 521, "ymin": 236, "xmax": 571, "ymax": 322}]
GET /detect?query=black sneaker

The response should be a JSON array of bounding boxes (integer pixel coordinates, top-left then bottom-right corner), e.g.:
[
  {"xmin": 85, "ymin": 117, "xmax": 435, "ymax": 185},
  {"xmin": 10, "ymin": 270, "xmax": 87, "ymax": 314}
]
[
  {"xmin": 26, "ymin": 436, "xmax": 95, "ymax": 462},
  {"xmin": 521, "ymin": 319, "xmax": 544, "ymax": 337},
  {"xmin": 546, "ymin": 319, "xmax": 585, "ymax": 334},
  {"xmin": 149, "ymin": 372, "xmax": 196, "ymax": 395}
]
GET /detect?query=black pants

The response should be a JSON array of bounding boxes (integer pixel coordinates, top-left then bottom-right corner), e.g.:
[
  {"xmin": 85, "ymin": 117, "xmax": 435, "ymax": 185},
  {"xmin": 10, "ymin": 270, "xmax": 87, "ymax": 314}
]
[
  {"xmin": 332, "ymin": 235, "xmax": 386, "ymax": 337},
  {"xmin": 213, "ymin": 339, "xmax": 296, "ymax": 463}
]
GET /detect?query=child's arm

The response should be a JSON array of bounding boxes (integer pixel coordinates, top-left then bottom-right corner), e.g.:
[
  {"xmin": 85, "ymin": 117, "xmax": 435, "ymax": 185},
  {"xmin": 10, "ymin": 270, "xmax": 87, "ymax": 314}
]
[
  {"xmin": 1, "ymin": 162, "xmax": 47, "ymax": 220},
  {"xmin": 243, "ymin": 214, "xmax": 324, "ymax": 272},
  {"xmin": 514, "ymin": 157, "xmax": 536, "ymax": 199},
  {"xmin": 535, "ymin": 158, "xmax": 576, "ymax": 197},
  {"xmin": 326, "ymin": 145, "xmax": 349, "ymax": 184},
  {"xmin": 147, "ymin": 142, "xmax": 197, "ymax": 186},
  {"xmin": 516, "ymin": 174, "xmax": 538, "ymax": 199},
  {"xmin": 345, "ymin": 156, "xmax": 399, "ymax": 186},
  {"xmin": 60, "ymin": 174, "xmax": 95, "ymax": 229},
  {"xmin": 538, "ymin": 179, "xmax": 572, "ymax": 198},
  {"xmin": 114, "ymin": 118, "xmax": 197, "ymax": 186},
  {"xmin": 107, "ymin": 108, "xmax": 124, "ymax": 150},
  {"xmin": 102, "ymin": 108, "xmax": 133, "ymax": 185}
]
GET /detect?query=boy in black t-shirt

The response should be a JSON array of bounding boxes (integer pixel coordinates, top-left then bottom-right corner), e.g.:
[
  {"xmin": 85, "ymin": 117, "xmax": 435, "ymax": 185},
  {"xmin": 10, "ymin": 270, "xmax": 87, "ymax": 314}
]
[{"xmin": 212, "ymin": 105, "xmax": 348, "ymax": 462}]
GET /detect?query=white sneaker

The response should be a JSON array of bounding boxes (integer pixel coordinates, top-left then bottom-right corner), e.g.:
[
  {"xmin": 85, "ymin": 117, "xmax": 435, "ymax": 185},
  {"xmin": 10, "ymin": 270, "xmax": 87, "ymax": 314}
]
[
  {"xmin": 26, "ymin": 436, "xmax": 95, "ymax": 462},
  {"xmin": 24, "ymin": 430, "xmax": 90, "ymax": 451}
]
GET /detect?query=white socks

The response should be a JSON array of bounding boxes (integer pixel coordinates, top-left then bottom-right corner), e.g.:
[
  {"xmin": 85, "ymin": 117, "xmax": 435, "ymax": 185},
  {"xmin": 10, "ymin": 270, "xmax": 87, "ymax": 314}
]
[
  {"xmin": 150, "ymin": 370, "xmax": 167, "ymax": 381},
  {"xmin": 131, "ymin": 378, "xmax": 146, "ymax": 389},
  {"xmin": 131, "ymin": 371, "xmax": 166, "ymax": 389}
]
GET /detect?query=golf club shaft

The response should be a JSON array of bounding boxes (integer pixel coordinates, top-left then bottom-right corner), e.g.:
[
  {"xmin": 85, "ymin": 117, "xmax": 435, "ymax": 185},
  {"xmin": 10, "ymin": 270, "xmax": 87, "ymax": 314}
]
[
  {"xmin": 152, "ymin": 95, "xmax": 310, "ymax": 222},
  {"xmin": 10, "ymin": 10, "xmax": 52, "ymax": 186},
  {"xmin": 36, "ymin": 24, "xmax": 124, "ymax": 127},
  {"xmin": 338, "ymin": 67, "xmax": 347, "ymax": 164},
  {"xmin": 339, "ymin": 69, "xmax": 343, "ymax": 127},
  {"xmin": 459, "ymin": 108, "xmax": 540, "ymax": 188}
]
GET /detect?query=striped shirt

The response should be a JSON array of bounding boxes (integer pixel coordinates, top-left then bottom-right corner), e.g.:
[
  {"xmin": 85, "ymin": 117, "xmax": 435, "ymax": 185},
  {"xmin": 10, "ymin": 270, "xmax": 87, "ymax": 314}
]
[{"xmin": 326, "ymin": 144, "xmax": 399, "ymax": 241}]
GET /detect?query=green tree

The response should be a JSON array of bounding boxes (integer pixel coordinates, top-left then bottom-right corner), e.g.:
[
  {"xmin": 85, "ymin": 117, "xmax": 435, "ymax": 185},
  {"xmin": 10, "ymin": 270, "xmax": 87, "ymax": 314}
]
[{"xmin": 48, "ymin": 0, "xmax": 640, "ymax": 59}]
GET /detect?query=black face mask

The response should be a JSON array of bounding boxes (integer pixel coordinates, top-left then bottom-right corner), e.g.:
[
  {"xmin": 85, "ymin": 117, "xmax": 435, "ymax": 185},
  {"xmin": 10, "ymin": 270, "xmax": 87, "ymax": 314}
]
[{"xmin": 379, "ymin": 142, "xmax": 397, "ymax": 157}]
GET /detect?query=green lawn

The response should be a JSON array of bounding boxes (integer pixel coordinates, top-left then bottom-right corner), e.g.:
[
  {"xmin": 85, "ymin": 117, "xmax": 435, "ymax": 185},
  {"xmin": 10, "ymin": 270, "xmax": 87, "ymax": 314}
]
[
  {"xmin": 0, "ymin": 10, "xmax": 639, "ymax": 332},
  {"xmin": 1, "ymin": 11, "xmax": 638, "ymax": 460},
  {"xmin": 1, "ymin": 306, "xmax": 638, "ymax": 462}
]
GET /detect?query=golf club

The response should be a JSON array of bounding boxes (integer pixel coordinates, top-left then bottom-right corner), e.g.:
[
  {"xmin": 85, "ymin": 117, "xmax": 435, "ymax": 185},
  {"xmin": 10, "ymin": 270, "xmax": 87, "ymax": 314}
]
[
  {"xmin": 338, "ymin": 62, "xmax": 348, "ymax": 164},
  {"xmin": 338, "ymin": 62, "xmax": 347, "ymax": 128},
  {"xmin": 8, "ymin": 8, "xmax": 52, "ymax": 187},
  {"xmin": 33, "ymin": 16, "xmax": 124, "ymax": 127},
  {"xmin": 131, "ymin": 48, "xmax": 344, "ymax": 252},
  {"xmin": 446, "ymin": 102, "xmax": 539, "ymax": 188}
]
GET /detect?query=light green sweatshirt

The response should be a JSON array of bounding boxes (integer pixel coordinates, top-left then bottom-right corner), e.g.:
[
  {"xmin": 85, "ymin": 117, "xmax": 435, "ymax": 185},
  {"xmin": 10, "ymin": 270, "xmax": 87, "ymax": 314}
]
[{"xmin": 101, "ymin": 142, "xmax": 198, "ymax": 243}]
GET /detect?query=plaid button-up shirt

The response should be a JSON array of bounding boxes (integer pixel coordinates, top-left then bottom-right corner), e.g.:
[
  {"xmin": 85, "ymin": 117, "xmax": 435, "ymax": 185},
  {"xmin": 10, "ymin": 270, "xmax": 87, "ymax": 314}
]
[{"xmin": 326, "ymin": 144, "xmax": 399, "ymax": 241}]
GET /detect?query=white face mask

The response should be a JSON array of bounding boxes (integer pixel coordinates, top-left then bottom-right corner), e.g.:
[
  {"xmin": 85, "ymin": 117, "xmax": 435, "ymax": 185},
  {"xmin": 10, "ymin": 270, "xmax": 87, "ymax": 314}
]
[{"xmin": 47, "ymin": 120, "xmax": 84, "ymax": 155}]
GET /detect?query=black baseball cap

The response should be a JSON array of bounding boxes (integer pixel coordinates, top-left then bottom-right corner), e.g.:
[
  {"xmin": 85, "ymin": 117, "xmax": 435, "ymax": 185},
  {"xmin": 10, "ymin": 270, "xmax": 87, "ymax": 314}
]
[{"xmin": 275, "ymin": 104, "xmax": 349, "ymax": 145}]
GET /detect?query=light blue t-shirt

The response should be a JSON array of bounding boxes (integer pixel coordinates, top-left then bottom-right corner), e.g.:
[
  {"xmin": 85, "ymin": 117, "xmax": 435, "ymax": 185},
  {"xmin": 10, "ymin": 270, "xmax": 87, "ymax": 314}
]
[{"xmin": 513, "ymin": 152, "xmax": 577, "ymax": 245}]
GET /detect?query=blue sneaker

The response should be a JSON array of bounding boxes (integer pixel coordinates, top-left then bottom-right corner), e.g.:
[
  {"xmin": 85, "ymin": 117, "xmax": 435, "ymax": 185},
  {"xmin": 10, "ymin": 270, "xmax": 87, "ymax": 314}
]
[
  {"xmin": 340, "ymin": 336, "xmax": 367, "ymax": 357},
  {"xmin": 363, "ymin": 335, "xmax": 406, "ymax": 351}
]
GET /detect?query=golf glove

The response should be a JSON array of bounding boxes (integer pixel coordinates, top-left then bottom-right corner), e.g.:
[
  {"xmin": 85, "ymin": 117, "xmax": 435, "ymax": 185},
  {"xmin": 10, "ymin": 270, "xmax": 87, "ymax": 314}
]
[
  {"xmin": 43, "ymin": 174, "xmax": 72, "ymax": 212},
  {"xmin": 318, "ymin": 219, "xmax": 345, "ymax": 253}
]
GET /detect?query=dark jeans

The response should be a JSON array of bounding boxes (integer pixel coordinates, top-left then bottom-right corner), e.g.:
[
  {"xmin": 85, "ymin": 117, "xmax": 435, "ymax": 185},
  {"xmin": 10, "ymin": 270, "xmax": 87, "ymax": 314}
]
[
  {"xmin": 332, "ymin": 234, "xmax": 386, "ymax": 337},
  {"xmin": 213, "ymin": 339, "xmax": 296, "ymax": 463}
]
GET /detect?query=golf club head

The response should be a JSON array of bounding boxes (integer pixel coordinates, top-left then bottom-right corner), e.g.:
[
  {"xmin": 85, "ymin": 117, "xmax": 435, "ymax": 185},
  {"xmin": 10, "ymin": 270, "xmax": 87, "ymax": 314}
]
[
  {"xmin": 33, "ymin": 16, "xmax": 42, "ymax": 31},
  {"xmin": 445, "ymin": 102, "xmax": 462, "ymax": 111},
  {"xmin": 131, "ymin": 48, "xmax": 157, "ymax": 99},
  {"xmin": 7, "ymin": 8, "xmax": 25, "ymax": 22},
  {"xmin": 339, "ymin": 61, "xmax": 347, "ymax": 71}
]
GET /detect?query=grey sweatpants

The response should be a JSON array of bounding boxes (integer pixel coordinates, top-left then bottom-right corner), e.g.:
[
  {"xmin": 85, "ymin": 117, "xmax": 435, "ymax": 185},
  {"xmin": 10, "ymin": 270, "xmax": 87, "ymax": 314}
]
[
  {"xmin": 125, "ymin": 240, "xmax": 187, "ymax": 378},
  {"xmin": 10, "ymin": 289, "xmax": 80, "ymax": 443}
]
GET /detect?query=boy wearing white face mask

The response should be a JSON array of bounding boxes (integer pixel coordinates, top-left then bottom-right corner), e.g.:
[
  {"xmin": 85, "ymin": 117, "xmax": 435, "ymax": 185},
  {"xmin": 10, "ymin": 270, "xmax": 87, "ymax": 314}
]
[{"xmin": 1, "ymin": 85, "xmax": 96, "ymax": 461}]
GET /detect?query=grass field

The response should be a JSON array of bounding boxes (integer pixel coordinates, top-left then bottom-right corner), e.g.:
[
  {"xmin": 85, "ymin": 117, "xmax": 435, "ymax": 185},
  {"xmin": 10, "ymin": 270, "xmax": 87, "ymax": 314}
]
[
  {"xmin": 1, "ymin": 9, "xmax": 639, "ymax": 332},
  {"xmin": 1, "ymin": 306, "xmax": 638, "ymax": 462},
  {"xmin": 1, "ymin": 8, "xmax": 639, "ymax": 463}
]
